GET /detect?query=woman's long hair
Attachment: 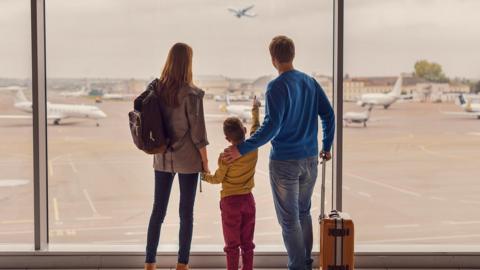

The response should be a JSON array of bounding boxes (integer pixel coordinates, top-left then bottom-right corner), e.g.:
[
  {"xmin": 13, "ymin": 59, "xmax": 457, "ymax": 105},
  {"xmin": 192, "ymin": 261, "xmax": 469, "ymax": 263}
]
[{"xmin": 158, "ymin": 43, "xmax": 193, "ymax": 107}]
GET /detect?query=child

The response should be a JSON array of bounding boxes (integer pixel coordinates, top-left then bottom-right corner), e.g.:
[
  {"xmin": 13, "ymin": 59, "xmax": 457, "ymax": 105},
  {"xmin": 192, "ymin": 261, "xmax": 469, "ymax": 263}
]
[{"xmin": 201, "ymin": 97, "xmax": 261, "ymax": 270}]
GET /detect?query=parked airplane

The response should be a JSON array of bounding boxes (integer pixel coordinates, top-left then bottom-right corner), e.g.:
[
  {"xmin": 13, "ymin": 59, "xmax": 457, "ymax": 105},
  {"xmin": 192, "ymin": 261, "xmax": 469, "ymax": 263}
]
[
  {"xmin": 343, "ymin": 106, "xmax": 373, "ymax": 127},
  {"xmin": 357, "ymin": 76, "xmax": 403, "ymax": 109},
  {"xmin": 60, "ymin": 87, "xmax": 89, "ymax": 98},
  {"xmin": 442, "ymin": 94, "xmax": 480, "ymax": 119},
  {"xmin": 0, "ymin": 90, "xmax": 107, "ymax": 126},
  {"xmin": 206, "ymin": 95, "xmax": 262, "ymax": 123},
  {"xmin": 228, "ymin": 5, "xmax": 256, "ymax": 18},
  {"xmin": 102, "ymin": 92, "xmax": 135, "ymax": 101}
]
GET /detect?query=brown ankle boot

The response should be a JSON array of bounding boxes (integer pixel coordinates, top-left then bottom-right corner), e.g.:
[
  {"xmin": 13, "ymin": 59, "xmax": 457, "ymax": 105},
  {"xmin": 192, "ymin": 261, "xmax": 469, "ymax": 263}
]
[
  {"xmin": 176, "ymin": 263, "xmax": 189, "ymax": 270},
  {"xmin": 144, "ymin": 263, "xmax": 156, "ymax": 270}
]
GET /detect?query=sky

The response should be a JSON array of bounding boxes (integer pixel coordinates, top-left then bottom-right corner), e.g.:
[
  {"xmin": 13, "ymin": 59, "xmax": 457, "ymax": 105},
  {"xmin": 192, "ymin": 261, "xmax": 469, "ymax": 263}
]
[{"xmin": 1, "ymin": 0, "xmax": 479, "ymax": 80}]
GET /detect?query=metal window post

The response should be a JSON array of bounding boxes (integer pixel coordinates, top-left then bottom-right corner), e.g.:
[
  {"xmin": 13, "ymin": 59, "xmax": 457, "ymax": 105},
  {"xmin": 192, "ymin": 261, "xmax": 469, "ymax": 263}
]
[
  {"xmin": 332, "ymin": 0, "xmax": 344, "ymax": 211},
  {"xmin": 31, "ymin": 0, "xmax": 49, "ymax": 250}
]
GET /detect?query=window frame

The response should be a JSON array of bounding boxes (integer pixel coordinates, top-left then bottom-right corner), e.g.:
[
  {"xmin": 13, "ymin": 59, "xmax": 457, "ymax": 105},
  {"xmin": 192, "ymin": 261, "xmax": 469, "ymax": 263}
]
[{"xmin": 2, "ymin": 0, "xmax": 477, "ymax": 268}]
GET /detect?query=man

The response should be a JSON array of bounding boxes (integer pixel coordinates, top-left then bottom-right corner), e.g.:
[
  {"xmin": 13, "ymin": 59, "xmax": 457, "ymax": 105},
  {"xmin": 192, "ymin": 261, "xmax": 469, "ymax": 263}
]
[{"xmin": 223, "ymin": 35, "xmax": 335, "ymax": 270}]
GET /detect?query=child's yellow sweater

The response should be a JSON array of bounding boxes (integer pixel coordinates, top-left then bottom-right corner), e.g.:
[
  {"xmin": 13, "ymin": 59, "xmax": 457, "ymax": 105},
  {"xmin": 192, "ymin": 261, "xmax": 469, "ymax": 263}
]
[{"xmin": 202, "ymin": 106, "xmax": 260, "ymax": 198}]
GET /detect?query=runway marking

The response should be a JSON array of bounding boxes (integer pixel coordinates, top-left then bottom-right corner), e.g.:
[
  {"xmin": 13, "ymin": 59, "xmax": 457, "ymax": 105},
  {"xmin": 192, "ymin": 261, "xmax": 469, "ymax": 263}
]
[
  {"xmin": 48, "ymin": 160, "xmax": 54, "ymax": 177},
  {"xmin": 125, "ymin": 231, "xmax": 146, "ymax": 236},
  {"xmin": 345, "ymin": 172, "xmax": 421, "ymax": 197},
  {"xmin": 0, "ymin": 230, "xmax": 33, "ymax": 235},
  {"xmin": 52, "ymin": 197, "xmax": 62, "ymax": 225},
  {"xmin": 443, "ymin": 220, "xmax": 480, "ymax": 225},
  {"xmin": 83, "ymin": 189, "xmax": 100, "ymax": 216},
  {"xmin": 357, "ymin": 191, "xmax": 372, "ymax": 198},
  {"xmin": 0, "ymin": 179, "xmax": 29, "ymax": 187},
  {"xmin": 68, "ymin": 159, "xmax": 78, "ymax": 173},
  {"xmin": 460, "ymin": 199, "xmax": 480, "ymax": 205},
  {"xmin": 0, "ymin": 219, "xmax": 33, "ymax": 225},
  {"xmin": 363, "ymin": 233, "xmax": 480, "ymax": 244},
  {"xmin": 75, "ymin": 216, "xmax": 112, "ymax": 221},
  {"xmin": 429, "ymin": 196, "xmax": 446, "ymax": 201},
  {"xmin": 384, "ymin": 224, "xmax": 420, "ymax": 229},
  {"xmin": 417, "ymin": 145, "xmax": 467, "ymax": 161}
]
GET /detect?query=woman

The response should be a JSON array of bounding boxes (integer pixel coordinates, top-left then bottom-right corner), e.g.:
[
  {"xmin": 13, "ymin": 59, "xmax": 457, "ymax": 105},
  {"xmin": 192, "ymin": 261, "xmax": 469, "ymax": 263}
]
[{"xmin": 145, "ymin": 43, "xmax": 209, "ymax": 270}]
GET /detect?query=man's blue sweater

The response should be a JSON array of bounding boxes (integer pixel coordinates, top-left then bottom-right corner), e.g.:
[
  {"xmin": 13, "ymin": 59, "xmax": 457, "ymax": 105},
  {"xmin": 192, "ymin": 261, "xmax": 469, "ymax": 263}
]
[{"xmin": 238, "ymin": 70, "xmax": 335, "ymax": 160}]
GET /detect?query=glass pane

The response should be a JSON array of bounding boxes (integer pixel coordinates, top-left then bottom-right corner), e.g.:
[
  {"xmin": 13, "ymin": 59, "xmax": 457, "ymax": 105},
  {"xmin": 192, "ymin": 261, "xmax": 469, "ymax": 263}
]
[
  {"xmin": 46, "ymin": 0, "xmax": 332, "ymax": 250},
  {"xmin": 344, "ymin": 0, "xmax": 480, "ymax": 245},
  {"xmin": 0, "ymin": 0, "xmax": 33, "ymax": 245}
]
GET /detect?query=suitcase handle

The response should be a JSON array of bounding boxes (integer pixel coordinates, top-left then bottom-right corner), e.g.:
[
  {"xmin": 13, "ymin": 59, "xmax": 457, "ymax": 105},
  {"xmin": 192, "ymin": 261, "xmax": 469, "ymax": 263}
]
[{"xmin": 319, "ymin": 155, "xmax": 327, "ymax": 220}]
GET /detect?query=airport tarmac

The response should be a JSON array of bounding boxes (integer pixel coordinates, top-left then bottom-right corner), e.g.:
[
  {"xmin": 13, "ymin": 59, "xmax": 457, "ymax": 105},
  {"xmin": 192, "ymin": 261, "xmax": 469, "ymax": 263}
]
[{"xmin": 1, "ymin": 94, "xmax": 480, "ymax": 247}]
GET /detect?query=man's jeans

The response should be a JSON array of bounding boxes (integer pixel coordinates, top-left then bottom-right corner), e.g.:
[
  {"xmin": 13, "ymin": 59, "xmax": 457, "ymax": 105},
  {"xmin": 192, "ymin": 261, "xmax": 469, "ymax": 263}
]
[{"xmin": 269, "ymin": 156, "xmax": 318, "ymax": 270}]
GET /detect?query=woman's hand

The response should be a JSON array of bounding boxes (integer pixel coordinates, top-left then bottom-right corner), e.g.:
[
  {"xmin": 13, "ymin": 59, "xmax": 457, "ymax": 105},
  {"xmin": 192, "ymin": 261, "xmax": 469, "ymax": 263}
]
[
  {"xmin": 198, "ymin": 146, "xmax": 210, "ymax": 174},
  {"xmin": 202, "ymin": 159, "xmax": 210, "ymax": 174}
]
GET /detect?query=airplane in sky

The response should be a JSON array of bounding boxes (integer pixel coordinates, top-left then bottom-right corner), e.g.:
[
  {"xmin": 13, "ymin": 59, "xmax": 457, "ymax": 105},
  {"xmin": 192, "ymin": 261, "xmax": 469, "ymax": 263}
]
[
  {"xmin": 357, "ymin": 76, "xmax": 403, "ymax": 109},
  {"xmin": 0, "ymin": 90, "xmax": 107, "ymax": 126},
  {"xmin": 228, "ymin": 5, "xmax": 256, "ymax": 18},
  {"xmin": 343, "ymin": 106, "xmax": 373, "ymax": 127},
  {"xmin": 442, "ymin": 94, "xmax": 480, "ymax": 119}
]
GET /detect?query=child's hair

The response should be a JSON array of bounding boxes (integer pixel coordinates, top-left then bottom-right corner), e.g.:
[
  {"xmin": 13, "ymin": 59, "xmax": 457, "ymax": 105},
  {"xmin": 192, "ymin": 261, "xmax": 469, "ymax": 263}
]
[{"xmin": 223, "ymin": 117, "xmax": 245, "ymax": 143}]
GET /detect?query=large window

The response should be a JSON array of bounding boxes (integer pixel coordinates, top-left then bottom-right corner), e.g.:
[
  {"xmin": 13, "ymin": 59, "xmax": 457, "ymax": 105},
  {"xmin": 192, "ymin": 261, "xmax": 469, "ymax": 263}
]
[
  {"xmin": 0, "ymin": 0, "xmax": 33, "ymax": 245},
  {"xmin": 6, "ymin": 0, "xmax": 480, "ymax": 257},
  {"xmin": 44, "ymin": 0, "xmax": 333, "ymax": 247},
  {"xmin": 343, "ymin": 0, "xmax": 480, "ymax": 245}
]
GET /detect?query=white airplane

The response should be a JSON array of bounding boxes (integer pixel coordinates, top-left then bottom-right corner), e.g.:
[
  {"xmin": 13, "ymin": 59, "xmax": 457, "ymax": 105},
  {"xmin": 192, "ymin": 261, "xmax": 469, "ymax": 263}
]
[
  {"xmin": 442, "ymin": 94, "xmax": 480, "ymax": 119},
  {"xmin": 60, "ymin": 87, "xmax": 89, "ymax": 98},
  {"xmin": 228, "ymin": 5, "xmax": 256, "ymax": 18},
  {"xmin": 357, "ymin": 76, "xmax": 403, "ymax": 109},
  {"xmin": 343, "ymin": 106, "xmax": 373, "ymax": 127},
  {"xmin": 102, "ymin": 92, "xmax": 135, "ymax": 100},
  {"xmin": 0, "ymin": 90, "xmax": 107, "ymax": 126},
  {"xmin": 206, "ymin": 95, "xmax": 262, "ymax": 123}
]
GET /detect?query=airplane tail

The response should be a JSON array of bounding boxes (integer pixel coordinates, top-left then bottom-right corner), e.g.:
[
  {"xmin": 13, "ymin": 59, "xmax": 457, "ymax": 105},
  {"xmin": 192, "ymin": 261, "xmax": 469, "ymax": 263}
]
[
  {"xmin": 15, "ymin": 89, "xmax": 28, "ymax": 104},
  {"xmin": 388, "ymin": 76, "xmax": 403, "ymax": 97},
  {"xmin": 225, "ymin": 94, "xmax": 231, "ymax": 106}
]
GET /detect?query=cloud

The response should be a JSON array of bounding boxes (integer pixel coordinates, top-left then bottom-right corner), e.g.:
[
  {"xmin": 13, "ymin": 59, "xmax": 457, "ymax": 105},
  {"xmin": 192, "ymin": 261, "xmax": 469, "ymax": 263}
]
[{"xmin": 1, "ymin": 0, "xmax": 479, "ymax": 79}]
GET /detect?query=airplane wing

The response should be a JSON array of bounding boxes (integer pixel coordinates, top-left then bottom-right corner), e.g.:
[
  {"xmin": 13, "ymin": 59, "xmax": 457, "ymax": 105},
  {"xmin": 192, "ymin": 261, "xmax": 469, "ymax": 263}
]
[
  {"xmin": 242, "ymin": 5, "xmax": 254, "ymax": 12},
  {"xmin": 227, "ymin": 8, "xmax": 238, "ymax": 13},
  {"xmin": 243, "ymin": 13, "xmax": 257, "ymax": 18}
]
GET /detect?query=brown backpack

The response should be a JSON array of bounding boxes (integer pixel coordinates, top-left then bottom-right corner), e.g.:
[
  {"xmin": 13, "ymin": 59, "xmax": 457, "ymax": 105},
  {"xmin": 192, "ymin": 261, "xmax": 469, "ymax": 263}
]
[{"xmin": 128, "ymin": 79, "xmax": 169, "ymax": 154}]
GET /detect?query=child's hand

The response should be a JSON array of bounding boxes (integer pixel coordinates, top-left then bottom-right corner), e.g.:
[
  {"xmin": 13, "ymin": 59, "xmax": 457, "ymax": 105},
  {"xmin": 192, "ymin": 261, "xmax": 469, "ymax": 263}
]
[{"xmin": 252, "ymin": 96, "xmax": 261, "ymax": 109}]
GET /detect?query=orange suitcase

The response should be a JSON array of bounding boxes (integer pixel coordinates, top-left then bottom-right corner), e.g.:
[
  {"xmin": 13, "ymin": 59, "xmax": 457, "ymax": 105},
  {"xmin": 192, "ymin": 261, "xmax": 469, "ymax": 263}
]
[{"xmin": 319, "ymin": 158, "xmax": 354, "ymax": 270}]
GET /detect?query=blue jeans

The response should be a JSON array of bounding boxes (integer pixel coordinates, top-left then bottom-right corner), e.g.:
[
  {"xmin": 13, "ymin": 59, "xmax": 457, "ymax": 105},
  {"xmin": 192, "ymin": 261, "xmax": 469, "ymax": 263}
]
[
  {"xmin": 145, "ymin": 171, "xmax": 198, "ymax": 264},
  {"xmin": 269, "ymin": 156, "xmax": 318, "ymax": 270}
]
